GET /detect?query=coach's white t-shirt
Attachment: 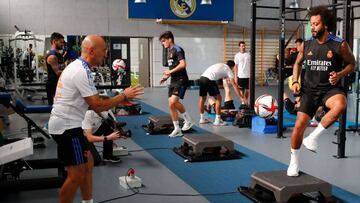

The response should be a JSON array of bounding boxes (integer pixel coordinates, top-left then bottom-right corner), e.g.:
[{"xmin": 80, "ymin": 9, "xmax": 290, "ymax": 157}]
[
  {"xmin": 201, "ymin": 63, "xmax": 234, "ymax": 81},
  {"xmin": 234, "ymin": 52, "xmax": 250, "ymax": 78},
  {"xmin": 49, "ymin": 58, "xmax": 98, "ymax": 134},
  {"xmin": 82, "ymin": 110, "xmax": 115, "ymax": 133}
]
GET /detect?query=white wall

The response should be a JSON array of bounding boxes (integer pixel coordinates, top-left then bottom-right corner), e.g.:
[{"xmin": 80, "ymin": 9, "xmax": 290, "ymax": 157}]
[
  {"xmin": 1, "ymin": 0, "xmax": 357, "ymax": 86},
  {"xmin": 152, "ymin": 36, "xmax": 223, "ymax": 87},
  {"xmin": 130, "ymin": 38, "xmax": 139, "ymax": 74}
]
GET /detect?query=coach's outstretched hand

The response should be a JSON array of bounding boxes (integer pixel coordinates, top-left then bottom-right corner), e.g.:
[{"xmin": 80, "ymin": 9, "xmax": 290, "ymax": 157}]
[{"xmin": 122, "ymin": 85, "xmax": 144, "ymax": 100}]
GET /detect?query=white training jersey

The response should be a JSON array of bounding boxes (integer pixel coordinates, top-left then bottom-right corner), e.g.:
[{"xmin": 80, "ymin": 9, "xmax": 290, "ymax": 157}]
[
  {"xmin": 234, "ymin": 52, "xmax": 250, "ymax": 78},
  {"xmin": 49, "ymin": 58, "xmax": 98, "ymax": 134},
  {"xmin": 82, "ymin": 110, "xmax": 115, "ymax": 133},
  {"xmin": 201, "ymin": 63, "xmax": 234, "ymax": 81}
]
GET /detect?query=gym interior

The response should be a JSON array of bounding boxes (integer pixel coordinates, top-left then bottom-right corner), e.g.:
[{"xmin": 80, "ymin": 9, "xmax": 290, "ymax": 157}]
[{"xmin": 0, "ymin": 0, "xmax": 360, "ymax": 202}]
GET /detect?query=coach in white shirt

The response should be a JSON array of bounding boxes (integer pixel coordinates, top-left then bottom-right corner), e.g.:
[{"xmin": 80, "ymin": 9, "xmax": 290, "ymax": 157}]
[{"xmin": 49, "ymin": 35, "xmax": 143, "ymax": 203}]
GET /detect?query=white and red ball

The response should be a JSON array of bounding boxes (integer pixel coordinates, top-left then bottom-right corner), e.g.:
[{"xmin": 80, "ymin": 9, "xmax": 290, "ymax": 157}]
[
  {"xmin": 254, "ymin": 94, "xmax": 278, "ymax": 119},
  {"xmin": 112, "ymin": 59, "xmax": 126, "ymax": 72}
]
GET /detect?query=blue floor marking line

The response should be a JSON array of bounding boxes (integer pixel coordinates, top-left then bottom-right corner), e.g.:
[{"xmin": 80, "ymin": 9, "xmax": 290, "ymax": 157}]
[{"xmin": 116, "ymin": 102, "xmax": 360, "ymax": 203}]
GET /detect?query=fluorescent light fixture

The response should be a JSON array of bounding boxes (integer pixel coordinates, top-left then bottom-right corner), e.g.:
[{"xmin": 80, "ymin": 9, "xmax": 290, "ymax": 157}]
[
  {"xmin": 289, "ymin": 0, "xmax": 299, "ymax": 8},
  {"xmin": 201, "ymin": 0, "xmax": 212, "ymax": 5},
  {"xmin": 134, "ymin": 0, "xmax": 146, "ymax": 3}
]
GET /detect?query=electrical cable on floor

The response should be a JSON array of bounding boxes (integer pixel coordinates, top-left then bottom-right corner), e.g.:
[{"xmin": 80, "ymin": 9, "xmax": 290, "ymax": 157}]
[
  {"xmin": 127, "ymin": 147, "xmax": 173, "ymax": 152},
  {"xmin": 94, "ymin": 146, "xmax": 172, "ymax": 153},
  {"xmin": 97, "ymin": 192, "xmax": 138, "ymax": 203},
  {"xmin": 97, "ymin": 168, "xmax": 239, "ymax": 203},
  {"xmin": 138, "ymin": 191, "xmax": 239, "ymax": 196}
]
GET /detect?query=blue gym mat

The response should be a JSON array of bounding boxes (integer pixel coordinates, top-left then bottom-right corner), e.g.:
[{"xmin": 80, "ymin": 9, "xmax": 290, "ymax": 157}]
[
  {"xmin": 117, "ymin": 103, "xmax": 360, "ymax": 203},
  {"xmin": 283, "ymin": 110, "xmax": 360, "ymax": 129}
]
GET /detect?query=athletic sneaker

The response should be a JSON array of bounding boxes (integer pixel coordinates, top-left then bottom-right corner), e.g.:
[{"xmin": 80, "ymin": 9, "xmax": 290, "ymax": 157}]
[
  {"xmin": 239, "ymin": 103, "xmax": 248, "ymax": 110},
  {"xmin": 182, "ymin": 120, "xmax": 194, "ymax": 131},
  {"xmin": 199, "ymin": 118, "xmax": 212, "ymax": 124},
  {"xmin": 287, "ymin": 150, "xmax": 300, "ymax": 177},
  {"xmin": 169, "ymin": 129, "xmax": 183, "ymax": 138},
  {"xmin": 309, "ymin": 120, "xmax": 318, "ymax": 127},
  {"xmin": 103, "ymin": 155, "xmax": 121, "ymax": 163},
  {"xmin": 303, "ymin": 136, "xmax": 318, "ymax": 152},
  {"xmin": 205, "ymin": 104, "xmax": 215, "ymax": 114},
  {"xmin": 213, "ymin": 119, "xmax": 227, "ymax": 126}
]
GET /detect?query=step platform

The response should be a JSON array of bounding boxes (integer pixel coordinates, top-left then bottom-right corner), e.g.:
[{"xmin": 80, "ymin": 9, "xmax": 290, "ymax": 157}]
[
  {"xmin": 143, "ymin": 115, "xmax": 191, "ymax": 135},
  {"xmin": 174, "ymin": 133, "xmax": 240, "ymax": 162},
  {"xmin": 239, "ymin": 170, "xmax": 336, "ymax": 203}
]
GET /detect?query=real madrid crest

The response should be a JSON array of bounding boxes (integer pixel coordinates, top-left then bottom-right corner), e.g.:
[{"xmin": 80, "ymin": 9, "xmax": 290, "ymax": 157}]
[
  {"xmin": 327, "ymin": 50, "xmax": 333, "ymax": 59},
  {"xmin": 170, "ymin": 0, "xmax": 196, "ymax": 19}
]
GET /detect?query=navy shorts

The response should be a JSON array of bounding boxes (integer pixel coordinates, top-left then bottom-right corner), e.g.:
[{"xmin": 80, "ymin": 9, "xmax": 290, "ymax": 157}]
[
  {"xmin": 222, "ymin": 100, "xmax": 236, "ymax": 109},
  {"xmin": 284, "ymin": 98, "xmax": 297, "ymax": 115},
  {"xmin": 199, "ymin": 76, "xmax": 220, "ymax": 97},
  {"xmin": 52, "ymin": 127, "xmax": 90, "ymax": 166},
  {"xmin": 237, "ymin": 78, "xmax": 249, "ymax": 89},
  {"xmin": 298, "ymin": 87, "xmax": 345, "ymax": 118},
  {"xmin": 168, "ymin": 81, "xmax": 188, "ymax": 99}
]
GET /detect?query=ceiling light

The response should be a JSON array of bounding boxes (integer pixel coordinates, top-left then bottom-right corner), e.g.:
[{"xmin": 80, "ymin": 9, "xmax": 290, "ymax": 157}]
[
  {"xmin": 134, "ymin": 0, "xmax": 146, "ymax": 3},
  {"xmin": 289, "ymin": 0, "xmax": 299, "ymax": 9},
  {"xmin": 201, "ymin": 0, "xmax": 212, "ymax": 5}
]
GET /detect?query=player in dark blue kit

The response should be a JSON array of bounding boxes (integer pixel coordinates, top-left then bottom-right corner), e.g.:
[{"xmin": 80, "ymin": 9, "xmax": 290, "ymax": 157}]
[
  {"xmin": 46, "ymin": 32, "xmax": 66, "ymax": 105},
  {"xmin": 159, "ymin": 31, "xmax": 194, "ymax": 138},
  {"xmin": 287, "ymin": 6, "xmax": 355, "ymax": 176}
]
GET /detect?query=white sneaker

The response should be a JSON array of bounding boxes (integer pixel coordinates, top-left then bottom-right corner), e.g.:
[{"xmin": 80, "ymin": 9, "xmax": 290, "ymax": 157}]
[
  {"xmin": 182, "ymin": 120, "xmax": 194, "ymax": 131},
  {"xmin": 287, "ymin": 149, "xmax": 300, "ymax": 177},
  {"xmin": 169, "ymin": 129, "xmax": 183, "ymax": 138},
  {"xmin": 309, "ymin": 120, "xmax": 318, "ymax": 127},
  {"xmin": 303, "ymin": 136, "xmax": 318, "ymax": 152},
  {"xmin": 199, "ymin": 118, "xmax": 211, "ymax": 124},
  {"xmin": 213, "ymin": 119, "xmax": 227, "ymax": 126}
]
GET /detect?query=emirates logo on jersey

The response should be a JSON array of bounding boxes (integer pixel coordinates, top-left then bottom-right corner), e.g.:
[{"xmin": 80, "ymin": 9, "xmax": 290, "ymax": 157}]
[
  {"xmin": 307, "ymin": 51, "xmax": 313, "ymax": 56},
  {"xmin": 327, "ymin": 50, "xmax": 333, "ymax": 59}
]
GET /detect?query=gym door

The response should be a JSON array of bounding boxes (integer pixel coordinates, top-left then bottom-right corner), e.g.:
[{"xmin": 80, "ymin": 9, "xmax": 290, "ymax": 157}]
[{"xmin": 108, "ymin": 37, "xmax": 130, "ymax": 86}]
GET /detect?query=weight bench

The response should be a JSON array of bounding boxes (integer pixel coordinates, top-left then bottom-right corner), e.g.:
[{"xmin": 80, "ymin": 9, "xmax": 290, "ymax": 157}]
[
  {"xmin": 0, "ymin": 134, "xmax": 66, "ymax": 191},
  {"xmin": 0, "ymin": 92, "xmax": 52, "ymax": 148}
]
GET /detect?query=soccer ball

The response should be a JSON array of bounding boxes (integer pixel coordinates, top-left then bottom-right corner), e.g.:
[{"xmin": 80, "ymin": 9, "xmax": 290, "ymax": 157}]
[
  {"xmin": 112, "ymin": 59, "xmax": 126, "ymax": 73},
  {"xmin": 254, "ymin": 94, "xmax": 278, "ymax": 119}
]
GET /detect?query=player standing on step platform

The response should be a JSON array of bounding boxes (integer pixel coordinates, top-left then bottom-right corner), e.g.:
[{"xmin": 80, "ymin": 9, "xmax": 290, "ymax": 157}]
[
  {"xmin": 287, "ymin": 6, "xmax": 355, "ymax": 177},
  {"xmin": 159, "ymin": 31, "xmax": 194, "ymax": 138},
  {"xmin": 198, "ymin": 60, "xmax": 243, "ymax": 126}
]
